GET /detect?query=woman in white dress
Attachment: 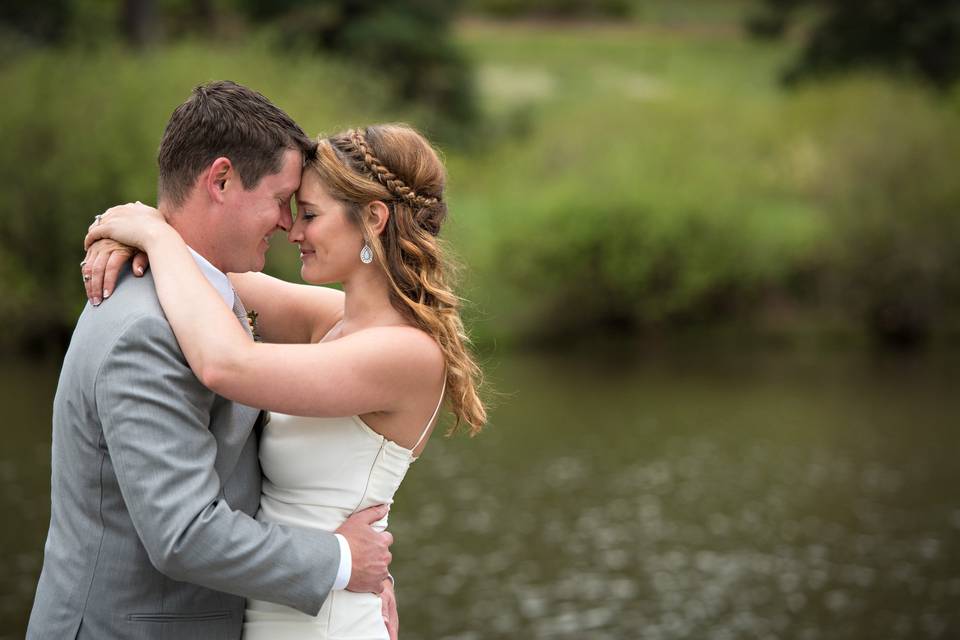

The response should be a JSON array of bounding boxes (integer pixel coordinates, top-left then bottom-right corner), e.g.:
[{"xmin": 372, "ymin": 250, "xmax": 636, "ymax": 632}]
[{"xmin": 83, "ymin": 123, "xmax": 487, "ymax": 639}]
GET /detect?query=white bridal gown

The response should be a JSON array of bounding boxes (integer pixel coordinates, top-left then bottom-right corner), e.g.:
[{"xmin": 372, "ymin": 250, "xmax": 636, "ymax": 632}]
[{"xmin": 243, "ymin": 384, "xmax": 444, "ymax": 640}]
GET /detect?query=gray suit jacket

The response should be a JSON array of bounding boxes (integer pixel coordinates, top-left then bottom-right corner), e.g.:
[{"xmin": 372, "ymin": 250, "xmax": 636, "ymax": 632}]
[{"xmin": 27, "ymin": 268, "xmax": 340, "ymax": 639}]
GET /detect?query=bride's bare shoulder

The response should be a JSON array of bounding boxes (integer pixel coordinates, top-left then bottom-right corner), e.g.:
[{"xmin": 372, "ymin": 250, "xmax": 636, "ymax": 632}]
[{"xmin": 351, "ymin": 324, "xmax": 445, "ymax": 375}]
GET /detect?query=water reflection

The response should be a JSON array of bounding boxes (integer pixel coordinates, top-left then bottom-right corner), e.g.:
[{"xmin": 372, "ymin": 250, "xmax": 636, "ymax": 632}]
[
  {"xmin": 389, "ymin": 348, "xmax": 960, "ymax": 639},
  {"xmin": 0, "ymin": 361, "xmax": 56, "ymax": 638},
  {"xmin": 2, "ymin": 348, "xmax": 959, "ymax": 639}
]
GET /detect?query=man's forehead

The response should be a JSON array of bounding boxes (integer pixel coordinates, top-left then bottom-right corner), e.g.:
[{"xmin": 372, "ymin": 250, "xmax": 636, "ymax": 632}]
[{"xmin": 276, "ymin": 149, "xmax": 304, "ymax": 190}]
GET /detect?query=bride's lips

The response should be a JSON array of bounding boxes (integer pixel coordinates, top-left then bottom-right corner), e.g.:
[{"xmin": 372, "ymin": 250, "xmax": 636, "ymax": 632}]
[{"xmin": 299, "ymin": 248, "xmax": 315, "ymax": 259}]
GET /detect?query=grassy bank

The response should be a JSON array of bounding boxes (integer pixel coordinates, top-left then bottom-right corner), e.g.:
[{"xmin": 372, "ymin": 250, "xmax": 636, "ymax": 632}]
[
  {"xmin": 447, "ymin": 22, "xmax": 960, "ymax": 346},
  {"xmin": 1, "ymin": 22, "xmax": 958, "ymax": 353}
]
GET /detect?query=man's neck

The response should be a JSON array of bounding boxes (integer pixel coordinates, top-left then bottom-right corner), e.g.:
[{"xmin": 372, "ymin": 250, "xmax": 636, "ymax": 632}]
[
  {"xmin": 158, "ymin": 201, "xmax": 234, "ymax": 306},
  {"xmin": 160, "ymin": 201, "xmax": 226, "ymax": 273}
]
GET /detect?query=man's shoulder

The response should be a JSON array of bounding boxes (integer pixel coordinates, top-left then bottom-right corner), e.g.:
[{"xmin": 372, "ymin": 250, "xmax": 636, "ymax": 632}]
[
  {"xmin": 107, "ymin": 267, "xmax": 164, "ymax": 312},
  {"xmin": 72, "ymin": 268, "xmax": 176, "ymax": 356},
  {"xmin": 80, "ymin": 269, "xmax": 163, "ymax": 323},
  {"xmin": 60, "ymin": 269, "xmax": 203, "ymax": 398}
]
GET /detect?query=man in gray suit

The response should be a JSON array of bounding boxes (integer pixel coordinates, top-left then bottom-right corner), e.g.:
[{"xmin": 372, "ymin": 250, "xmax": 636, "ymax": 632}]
[{"xmin": 27, "ymin": 81, "xmax": 394, "ymax": 639}]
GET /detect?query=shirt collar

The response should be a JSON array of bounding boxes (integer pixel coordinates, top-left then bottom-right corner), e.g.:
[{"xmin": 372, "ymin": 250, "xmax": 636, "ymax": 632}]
[{"xmin": 187, "ymin": 246, "xmax": 234, "ymax": 307}]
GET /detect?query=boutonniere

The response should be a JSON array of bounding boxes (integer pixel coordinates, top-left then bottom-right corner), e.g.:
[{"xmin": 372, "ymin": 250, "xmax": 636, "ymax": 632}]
[{"xmin": 246, "ymin": 309, "xmax": 261, "ymax": 342}]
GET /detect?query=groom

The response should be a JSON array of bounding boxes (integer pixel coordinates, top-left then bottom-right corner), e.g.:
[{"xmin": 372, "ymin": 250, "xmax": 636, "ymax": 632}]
[{"xmin": 27, "ymin": 81, "xmax": 394, "ymax": 639}]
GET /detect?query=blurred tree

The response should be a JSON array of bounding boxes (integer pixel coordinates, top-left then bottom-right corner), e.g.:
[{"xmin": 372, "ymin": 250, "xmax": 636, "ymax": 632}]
[
  {"xmin": 464, "ymin": 0, "xmax": 631, "ymax": 19},
  {"xmin": 240, "ymin": 0, "xmax": 478, "ymax": 135},
  {"xmin": 0, "ymin": 0, "xmax": 72, "ymax": 44},
  {"xmin": 122, "ymin": 0, "xmax": 157, "ymax": 47},
  {"xmin": 802, "ymin": 80, "xmax": 960, "ymax": 347},
  {"xmin": 1, "ymin": 0, "xmax": 230, "ymax": 51},
  {"xmin": 748, "ymin": 0, "xmax": 960, "ymax": 89}
]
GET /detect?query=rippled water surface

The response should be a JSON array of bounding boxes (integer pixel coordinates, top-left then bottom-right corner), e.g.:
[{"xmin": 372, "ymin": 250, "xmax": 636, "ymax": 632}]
[{"xmin": 3, "ymin": 347, "xmax": 959, "ymax": 639}]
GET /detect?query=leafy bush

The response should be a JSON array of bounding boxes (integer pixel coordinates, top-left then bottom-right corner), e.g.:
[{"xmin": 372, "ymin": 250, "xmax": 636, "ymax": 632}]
[
  {"xmin": 787, "ymin": 78, "xmax": 960, "ymax": 345},
  {"xmin": 0, "ymin": 43, "xmax": 391, "ymax": 353},
  {"xmin": 448, "ymin": 91, "xmax": 823, "ymax": 344},
  {"xmin": 241, "ymin": 0, "xmax": 478, "ymax": 139},
  {"xmin": 465, "ymin": 0, "xmax": 632, "ymax": 19},
  {"xmin": 3, "ymin": 27, "xmax": 959, "ymax": 354},
  {"xmin": 748, "ymin": 0, "xmax": 960, "ymax": 89}
]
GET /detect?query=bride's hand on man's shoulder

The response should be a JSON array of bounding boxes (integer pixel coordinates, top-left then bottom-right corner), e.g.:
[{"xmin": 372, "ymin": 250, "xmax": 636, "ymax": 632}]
[
  {"xmin": 83, "ymin": 201, "xmax": 166, "ymax": 252},
  {"xmin": 81, "ymin": 239, "xmax": 149, "ymax": 306},
  {"xmin": 81, "ymin": 202, "xmax": 156, "ymax": 305}
]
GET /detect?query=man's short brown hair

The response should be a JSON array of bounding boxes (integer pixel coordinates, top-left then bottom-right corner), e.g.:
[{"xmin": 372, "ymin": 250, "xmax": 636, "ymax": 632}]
[{"xmin": 157, "ymin": 80, "xmax": 315, "ymax": 207}]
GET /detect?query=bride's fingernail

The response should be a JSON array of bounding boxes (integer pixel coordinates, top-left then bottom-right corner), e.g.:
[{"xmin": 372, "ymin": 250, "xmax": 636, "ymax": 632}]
[
  {"xmin": 92, "ymin": 297, "xmax": 102, "ymax": 306},
  {"xmin": 136, "ymin": 266, "xmax": 144, "ymax": 275},
  {"xmin": 103, "ymin": 289, "xmax": 111, "ymax": 299}
]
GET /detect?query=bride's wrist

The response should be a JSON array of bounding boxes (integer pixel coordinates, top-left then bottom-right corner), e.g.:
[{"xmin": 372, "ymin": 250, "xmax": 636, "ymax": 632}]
[{"xmin": 143, "ymin": 223, "xmax": 177, "ymax": 252}]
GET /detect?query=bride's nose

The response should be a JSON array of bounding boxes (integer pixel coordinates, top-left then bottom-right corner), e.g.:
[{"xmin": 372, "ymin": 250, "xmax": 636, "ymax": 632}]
[{"xmin": 288, "ymin": 216, "xmax": 304, "ymax": 243}]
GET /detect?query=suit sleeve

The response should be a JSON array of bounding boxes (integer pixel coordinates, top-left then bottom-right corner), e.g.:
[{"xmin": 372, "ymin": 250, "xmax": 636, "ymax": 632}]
[{"xmin": 94, "ymin": 314, "xmax": 339, "ymax": 615}]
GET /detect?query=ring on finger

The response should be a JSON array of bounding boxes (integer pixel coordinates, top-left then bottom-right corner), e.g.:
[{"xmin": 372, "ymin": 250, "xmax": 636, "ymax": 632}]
[
  {"xmin": 80, "ymin": 260, "xmax": 87, "ymax": 267},
  {"xmin": 94, "ymin": 214, "xmax": 103, "ymax": 225},
  {"xmin": 83, "ymin": 274, "xmax": 92, "ymax": 282}
]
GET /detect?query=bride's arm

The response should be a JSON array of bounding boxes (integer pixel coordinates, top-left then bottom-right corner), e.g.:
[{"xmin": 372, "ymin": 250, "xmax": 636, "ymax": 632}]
[
  {"xmin": 81, "ymin": 217, "xmax": 342, "ymax": 344},
  {"xmin": 227, "ymin": 272, "xmax": 343, "ymax": 344},
  {"xmin": 199, "ymin": 326, "xmax": 439, "ymax": 417},
  {"xmin": 86, "ymin": 205, "xmax": 440, "ymax": 417}
]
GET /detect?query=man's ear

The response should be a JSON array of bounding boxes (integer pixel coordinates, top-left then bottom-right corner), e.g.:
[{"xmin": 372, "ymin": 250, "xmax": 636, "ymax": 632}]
[
  {"xmin": 367, "ymin": 200, "xmax": 390, "ymax": 236},
  {"xmin": 205, "ymin": 157, "xmax": 233, "ymax": 204}
]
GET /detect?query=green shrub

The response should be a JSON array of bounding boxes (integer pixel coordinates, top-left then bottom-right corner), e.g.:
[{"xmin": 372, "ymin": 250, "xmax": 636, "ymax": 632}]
[
  {"xmin": 448, "ymin": 82, "xmax": 823, "ymax": 344},
  {"xmin": 465, "ymin": 0, "xmax": 632, "ymax": 19},
  {"xmin": 0, "ymin": 43, "xmax": 391, "ymax": 353},
  {"xmin": 787, "ymin": 77, "xmax": 960, "ymax": 345},
  {"xmin": 241, "ymin": 0, "xmax": 478, "ymax": 140},
  {"xmin": 3, "ymin": 27, "xmax": 959, "ymax": 354}
]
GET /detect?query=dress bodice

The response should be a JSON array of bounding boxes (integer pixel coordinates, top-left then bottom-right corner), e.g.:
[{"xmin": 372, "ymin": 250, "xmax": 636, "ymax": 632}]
[
  {"xmin": 244, "ymin": 384, "xmax": 443, "ymax": 640},
  {"xmin": 257, "ymin": 413, "xmax": 418, "ymax": 534}
]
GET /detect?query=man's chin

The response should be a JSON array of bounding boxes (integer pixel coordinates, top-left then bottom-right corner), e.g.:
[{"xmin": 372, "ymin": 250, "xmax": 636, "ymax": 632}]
[
  {"xmin": 250, "ymin": 251, "xmax": 268, "ymax": 273},
  {"xmin": 227, "ymin": 256, "xmax": 266, "ymax": 275}
]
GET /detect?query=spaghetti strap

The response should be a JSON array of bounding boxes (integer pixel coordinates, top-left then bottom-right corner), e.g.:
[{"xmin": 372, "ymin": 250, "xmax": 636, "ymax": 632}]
[{"xmin": 412, "ymin": 375, "xmax": 446, "ymax": 452}]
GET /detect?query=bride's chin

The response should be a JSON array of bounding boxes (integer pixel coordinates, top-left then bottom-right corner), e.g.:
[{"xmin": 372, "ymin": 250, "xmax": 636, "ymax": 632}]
[{"xmin": 299, "ymin": 268, "xmax": 324, "ymax": 286}]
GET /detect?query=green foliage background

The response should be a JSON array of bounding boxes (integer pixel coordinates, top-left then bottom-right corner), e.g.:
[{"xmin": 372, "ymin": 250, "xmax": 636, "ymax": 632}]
[{"xmin": 2, "ymin": 4, "xmax": 960, "ymax": 353}]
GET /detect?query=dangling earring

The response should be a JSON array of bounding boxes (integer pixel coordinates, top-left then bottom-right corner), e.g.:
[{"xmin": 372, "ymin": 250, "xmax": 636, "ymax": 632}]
[{"xmin": 360, "ymin": 243, "xmax": 374, "ymax": 264}]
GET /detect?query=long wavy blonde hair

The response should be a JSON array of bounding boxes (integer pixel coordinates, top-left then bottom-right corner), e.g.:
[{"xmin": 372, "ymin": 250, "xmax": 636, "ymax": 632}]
[{"xmin": 310, "ymin": 124, "xmax": 486, "ymax": 435}]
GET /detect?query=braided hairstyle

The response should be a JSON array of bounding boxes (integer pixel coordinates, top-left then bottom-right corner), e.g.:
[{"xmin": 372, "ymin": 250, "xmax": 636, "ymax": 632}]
[{"xmin": 310, "ymin": 124, "xmax": 486, "ymax": 436}]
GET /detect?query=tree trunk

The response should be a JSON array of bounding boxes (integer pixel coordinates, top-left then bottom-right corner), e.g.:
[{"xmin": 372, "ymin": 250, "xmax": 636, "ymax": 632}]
[
  {"xmin": 195, "ymin": 0, "xmax": 217, "ymax": 34},
  {"xmin": 121, "ymin": 0, "xmax": 156, "ymax": 48}
]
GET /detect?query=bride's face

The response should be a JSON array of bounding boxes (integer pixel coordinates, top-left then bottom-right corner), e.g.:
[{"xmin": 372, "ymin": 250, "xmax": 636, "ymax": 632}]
[{"xmin": 289, "ymin": 170, "xmax": 365, "ymax": 285}]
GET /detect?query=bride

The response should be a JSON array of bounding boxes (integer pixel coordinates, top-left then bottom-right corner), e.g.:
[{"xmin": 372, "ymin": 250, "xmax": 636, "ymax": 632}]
[{"xmin": 84, "ymin": 123, "xmax": 486, "ymax": 639}]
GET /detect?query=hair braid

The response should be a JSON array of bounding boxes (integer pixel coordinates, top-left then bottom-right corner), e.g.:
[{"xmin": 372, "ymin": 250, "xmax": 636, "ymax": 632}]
[{"xmin": 347, "ymin": 129, "xmax": 441, "ymax": 213}]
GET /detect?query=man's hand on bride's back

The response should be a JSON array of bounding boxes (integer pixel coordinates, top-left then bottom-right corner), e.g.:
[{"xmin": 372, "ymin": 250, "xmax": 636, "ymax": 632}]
[{"xmin": 337, "ymin": 505, "xmax": 393, "ymax": 593}]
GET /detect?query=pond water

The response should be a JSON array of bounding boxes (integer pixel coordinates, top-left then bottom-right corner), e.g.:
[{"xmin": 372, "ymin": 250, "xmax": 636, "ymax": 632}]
[{"xmin": 2, "ymin": 346, "xmax": 958, "ymax": 639}]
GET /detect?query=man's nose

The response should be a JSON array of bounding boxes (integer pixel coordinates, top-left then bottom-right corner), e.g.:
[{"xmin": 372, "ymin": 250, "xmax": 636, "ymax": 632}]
[
  {"xmin": 288, "ymin": 214, "xmax": 303, "ymax": 242},
  {"xmin": 278, "ymin": 203, "xmax": 293, "ymax": 232}
]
